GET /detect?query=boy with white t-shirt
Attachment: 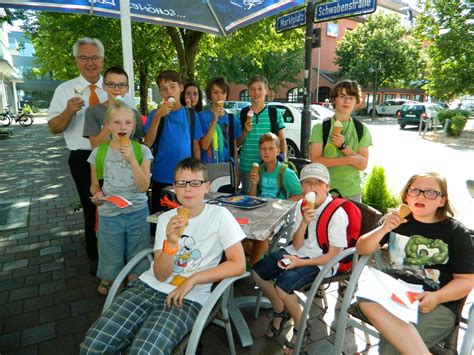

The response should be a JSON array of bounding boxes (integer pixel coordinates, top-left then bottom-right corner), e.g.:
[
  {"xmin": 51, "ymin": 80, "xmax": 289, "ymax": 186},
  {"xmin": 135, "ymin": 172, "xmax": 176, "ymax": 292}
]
[
  {"xmin": 252, "ymin": 163, "xmax": 348, "ymax": 352},
  {"xmin": 81, "ymin": 158, "xmax": 246, "ymax": 354}
]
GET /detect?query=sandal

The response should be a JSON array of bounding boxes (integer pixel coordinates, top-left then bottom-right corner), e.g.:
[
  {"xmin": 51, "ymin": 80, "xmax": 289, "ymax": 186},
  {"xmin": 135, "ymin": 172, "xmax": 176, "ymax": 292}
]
[
  {"xmin": 283, "ymin": 324, "xmax": 312, "ymax": 354},
  {"xmin": 97, "ymin": 280, "xmax": 111, "ymax": 295},
  {"xmin": 265, "ymin": 310, "xmax": 290, "ymax": 339}
]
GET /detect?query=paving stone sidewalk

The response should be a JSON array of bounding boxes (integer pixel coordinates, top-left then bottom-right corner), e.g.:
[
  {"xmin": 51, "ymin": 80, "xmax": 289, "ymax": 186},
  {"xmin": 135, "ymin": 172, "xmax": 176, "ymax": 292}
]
[{"xmin": 1, "ymin": 119, "xmax": 469, "ymax": 354}]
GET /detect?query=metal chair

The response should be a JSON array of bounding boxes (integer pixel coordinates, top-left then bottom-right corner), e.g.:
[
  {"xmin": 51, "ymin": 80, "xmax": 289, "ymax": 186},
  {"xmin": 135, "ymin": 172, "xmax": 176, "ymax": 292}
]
[
  {"xmin": 332, "ymin": 252, "xmax": 473, "ymax": 355},
  {"xmin": 205, "ymin": 160, "xmax": 236, "ymax": 193},
  {"xmin": 102, "ymin": 248, "xmax": 249, "ymax": 355}
]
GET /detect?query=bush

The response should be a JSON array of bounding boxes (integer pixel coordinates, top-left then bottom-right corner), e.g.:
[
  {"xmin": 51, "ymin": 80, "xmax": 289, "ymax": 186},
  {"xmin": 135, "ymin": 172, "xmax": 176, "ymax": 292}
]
[
  {"xmin": 21, "ymin": 104, "xmax": 32, "ymax": 114},
  {"xmin": 449, "ymin": 115, "xmax": 468, "ymax": 137},
  {"xmin": 362, "ymin": 166, "xmax": 399, "ymax": 214}
]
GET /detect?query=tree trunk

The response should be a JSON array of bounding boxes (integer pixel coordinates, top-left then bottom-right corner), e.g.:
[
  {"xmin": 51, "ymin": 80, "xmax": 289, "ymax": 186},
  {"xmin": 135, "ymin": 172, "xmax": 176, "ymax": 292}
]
[
  {"xmin": 139, "ymin": 68, "xmax": 149, "ymax": 115},
  {"xmin": 166, "ymin": 27, "xmax": 204, "ymax": 82}
]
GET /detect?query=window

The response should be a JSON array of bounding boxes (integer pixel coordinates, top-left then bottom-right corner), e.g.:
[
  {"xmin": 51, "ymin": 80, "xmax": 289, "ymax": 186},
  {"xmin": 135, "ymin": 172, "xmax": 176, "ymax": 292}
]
[
  {"xmin": 240, "ymin": 90, "xmax": 249, "ymax": 102},
  {"xmin": 326, "ymin": 22, "xmax": 339, "ymax": 37},
  {"xmin": 384, "ymin": 94, "xmax": 395, "ymax": 101},
  {"xmin": 287, "ymin": 87, "xmax": 303, "ymax": 103},
  {"xmin": 400, "ymin": 94, "xmax": 410, "ymax": 100},
  {"xmin": 414, "ymin": 94, "xmax": 423, "ymax": 102}
]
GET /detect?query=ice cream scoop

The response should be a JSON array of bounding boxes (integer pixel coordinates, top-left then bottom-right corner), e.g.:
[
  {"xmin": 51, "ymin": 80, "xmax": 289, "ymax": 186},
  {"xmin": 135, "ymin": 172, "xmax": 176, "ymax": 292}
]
[
  {"xmin": 251, "ymin": 162, "xmax": 259, "ymax": 175},
  {"xmin": 177, "ymin": 207, "xmax": 189, "ymax": 236},
  {"xmin": 74, "ymin": 86, "xmax": 86, "ymax": 97},
  {"xmin": 246, "ymin": 109, "xmax": 254, "ymax": 124},
  {"xmin": 167, "ymin": 97, "xmax": 176, "ymax": 104},
  {"xmin": 114, "ymin": 95, "xmax": 124, "ymax": 102},
  {"xmin": 217, "ymin": 100, "xmax": 224, "ymax": 109},
  {"xmin": 397, "ymin": 203, "xmax": 411, "ymax": 218},
  {"xmin": 304, "ymin": 191, "xmax": 316, "ymax": 210},
  {"xmin": 333, "ymin": 120, "xmax": 343, "ymax": 134}
]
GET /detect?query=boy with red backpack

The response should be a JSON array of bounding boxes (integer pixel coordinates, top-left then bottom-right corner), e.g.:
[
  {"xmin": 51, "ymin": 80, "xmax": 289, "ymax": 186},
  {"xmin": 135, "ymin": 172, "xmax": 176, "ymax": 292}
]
[{"xmin": 252, "ymin": 163, "xmax": 356, "ymax": 353}]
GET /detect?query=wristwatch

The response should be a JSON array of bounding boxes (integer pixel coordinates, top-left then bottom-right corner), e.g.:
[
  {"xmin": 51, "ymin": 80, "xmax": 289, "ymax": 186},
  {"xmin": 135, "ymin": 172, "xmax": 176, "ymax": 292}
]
[
  {"xmin": 163, "ymin": 240, "xmax": 179, "ymax": 255},
  {"xmin": 339, "ymin": 142, "xmax": 347, "ymax": 150}
]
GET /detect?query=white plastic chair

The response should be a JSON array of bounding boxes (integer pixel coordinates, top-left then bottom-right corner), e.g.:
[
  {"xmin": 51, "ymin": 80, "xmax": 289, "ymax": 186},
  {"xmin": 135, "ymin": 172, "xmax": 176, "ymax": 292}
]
[
  {"xmin": 206, "ymin": 161, "xmax": 236, "ymax": 193},
  {"xmin": 102, "ymin": 248, "xmax": 249, "ymax": 355}
]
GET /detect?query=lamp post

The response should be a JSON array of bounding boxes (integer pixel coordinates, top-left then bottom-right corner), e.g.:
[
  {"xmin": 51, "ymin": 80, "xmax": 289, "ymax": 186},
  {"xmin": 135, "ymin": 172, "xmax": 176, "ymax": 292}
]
[{"xmin": 369, "ymin": 65, "xmax": 383, "ymax": 120}]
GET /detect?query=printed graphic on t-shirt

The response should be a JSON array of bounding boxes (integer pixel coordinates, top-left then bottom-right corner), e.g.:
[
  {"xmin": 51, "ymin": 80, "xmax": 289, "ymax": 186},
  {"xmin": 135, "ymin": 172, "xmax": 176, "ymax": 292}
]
[
  {"xmin": 172, "ymin": 235, "xmax": 203, "ymax": 275},
  {"xmin": 389, "ymin": 233, "xmax": 449, "ymax": 288},
  {"xmin": 104, "ymin": 157, "xmax": 137, "ymax": 195}
]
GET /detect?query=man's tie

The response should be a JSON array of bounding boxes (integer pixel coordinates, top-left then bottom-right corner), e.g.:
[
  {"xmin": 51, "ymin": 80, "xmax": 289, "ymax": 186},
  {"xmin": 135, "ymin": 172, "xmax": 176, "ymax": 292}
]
[{"xmin": 89, "ymin": 84, "xmax": 100, "ymax": 106}]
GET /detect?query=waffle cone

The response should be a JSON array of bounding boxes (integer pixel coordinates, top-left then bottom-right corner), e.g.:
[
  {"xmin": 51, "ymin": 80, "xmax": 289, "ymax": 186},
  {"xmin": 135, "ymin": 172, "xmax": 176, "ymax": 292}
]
[
  {"xmin": 119, "ymin": 136, "xmax": 130, "ymax": 145},
  {"xmin": 251, "ymin": 163, "xmax": 259, "ymax": 175},
  {"xmin": 397, "ymin": 204, "xmax": 411, "ymax": 218},
  {"xmin": 178, "ymin": 207, "xmax": 189, "ymax": 236},
  {"xmin": 333, "ymin": 127, "xmax": 342, "ymax": 134}
]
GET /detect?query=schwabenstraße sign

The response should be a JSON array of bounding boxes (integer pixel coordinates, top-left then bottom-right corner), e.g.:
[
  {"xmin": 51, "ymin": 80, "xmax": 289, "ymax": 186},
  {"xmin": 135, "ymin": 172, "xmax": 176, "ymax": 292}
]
[
  {"xmin": 315, "ymin": 0, "xmax": 377, "ymax": 22},
  {"xmin": 276, "ymin": 7, "xmax": 306, "ymax": 33}
]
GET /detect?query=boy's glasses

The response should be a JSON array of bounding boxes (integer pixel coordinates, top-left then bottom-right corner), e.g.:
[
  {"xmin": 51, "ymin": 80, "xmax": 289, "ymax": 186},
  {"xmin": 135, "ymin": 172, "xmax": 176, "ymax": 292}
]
[
  {"xmin": 174, "ymin": 180, "xmax": 206, "ymax": 188},
  {"xmin": 76, "ymin": 56, "xmax": 103, "ymax": 63},
  {"xmin": 104, "ymin": 82, "xmax": 129, "ymax": 89},
  {"xmin": 407, "ymin": 187, "xmax": 443, "ymax": 200},
  {"xmin": 336, "ymin": 95, "xmax": 356, "ymax": 101}
]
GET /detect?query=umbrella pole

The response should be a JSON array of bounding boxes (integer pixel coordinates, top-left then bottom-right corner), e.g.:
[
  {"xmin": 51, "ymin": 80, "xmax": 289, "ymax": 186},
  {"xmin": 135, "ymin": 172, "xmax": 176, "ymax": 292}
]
[{"xmin": 120, "ymin": 0, "xmax": 134, "ymax": 97}]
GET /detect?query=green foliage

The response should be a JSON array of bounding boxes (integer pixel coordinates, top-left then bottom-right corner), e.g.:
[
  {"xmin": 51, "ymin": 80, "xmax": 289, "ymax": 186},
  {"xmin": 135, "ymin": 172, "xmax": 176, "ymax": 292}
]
[
  {"xmin": 21, "ymin": 104, "xmax": 32, "ymax": 114},
  {"xmin": 196, "ymin": 17, "xmax": 304, "ymax": 92},
  {"xmin": 413, "ymin": 1, "xmax": 474, "ymax": 100},
  {"xmin": 362, "ymin": 166, "xmax": 399, "ymax": 214},
  {"xmin": 437, "ymin": 108, "xmax": 469, "ymax": 125},
  {"xmin": 335, "ymin": 13, "xmax": 424, "ymax": 89},
  {"xmin": 448, "ymin": 115, "xmax": 468, "ymax": 137}
]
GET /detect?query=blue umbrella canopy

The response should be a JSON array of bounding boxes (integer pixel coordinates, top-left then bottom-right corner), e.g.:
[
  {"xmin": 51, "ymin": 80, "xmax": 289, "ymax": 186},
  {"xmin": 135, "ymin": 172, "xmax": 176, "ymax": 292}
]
[{"xmin": 0, "ymin": 0, "xmax": 305, "ymax": 36}]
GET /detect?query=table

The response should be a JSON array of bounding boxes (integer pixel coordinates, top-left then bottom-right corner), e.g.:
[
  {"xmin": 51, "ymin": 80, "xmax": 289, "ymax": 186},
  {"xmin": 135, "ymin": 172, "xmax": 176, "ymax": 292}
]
[{"xmin": 147, "ymin": 192, "xmax": 298, "ymax": 347}]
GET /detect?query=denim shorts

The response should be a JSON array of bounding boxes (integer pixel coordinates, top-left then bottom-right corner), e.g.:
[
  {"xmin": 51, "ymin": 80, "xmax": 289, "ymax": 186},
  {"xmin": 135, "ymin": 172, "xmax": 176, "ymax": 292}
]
[
  {"xmin": 253, "ymin": 248, "xmax": 320, "ymax": 294},
  {"xmin": 97, "ymin": 205, "xmax": 151, "ymax": 279}
]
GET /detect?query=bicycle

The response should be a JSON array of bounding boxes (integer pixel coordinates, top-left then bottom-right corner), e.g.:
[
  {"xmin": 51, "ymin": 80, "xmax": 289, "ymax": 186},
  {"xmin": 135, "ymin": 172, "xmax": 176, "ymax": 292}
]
[{"xmin": 0, "ymin": 105, "xmax": 34, "ymax": 127}]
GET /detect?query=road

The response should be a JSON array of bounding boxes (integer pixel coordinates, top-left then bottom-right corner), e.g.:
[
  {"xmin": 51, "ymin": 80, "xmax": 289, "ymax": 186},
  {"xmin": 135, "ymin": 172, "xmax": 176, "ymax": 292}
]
[{"xmin": 365, "ymin": 119, "xmax": 474, "ymax": 229}]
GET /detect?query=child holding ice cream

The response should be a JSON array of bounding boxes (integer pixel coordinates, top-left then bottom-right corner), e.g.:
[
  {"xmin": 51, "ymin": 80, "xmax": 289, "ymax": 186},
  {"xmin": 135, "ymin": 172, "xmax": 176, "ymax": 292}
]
[
  {"xmin": 198, "ymin": 76, "xmax": 241, "ymax": 164},
  {"xmin": 252, "ymin": 163, "xmax": 348, "ymax": 352},
  {"xmin": 356, "ymin": 172, "xmax": 473, "ymax": 354},
  {"xmin": 309, "ymin": 79, "xmax": 372, "ymax": 202},
  {"xmin": 88, "ymin": 101, "xmax": 153, "ymax": 295}
]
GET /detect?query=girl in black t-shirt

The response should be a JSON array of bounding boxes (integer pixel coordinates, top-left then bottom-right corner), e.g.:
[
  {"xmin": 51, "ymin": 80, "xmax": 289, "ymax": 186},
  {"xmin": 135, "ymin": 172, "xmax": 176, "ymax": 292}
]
[{"xmin": 356, "ymin": 172, "xmax": 473, "ymax": 354}]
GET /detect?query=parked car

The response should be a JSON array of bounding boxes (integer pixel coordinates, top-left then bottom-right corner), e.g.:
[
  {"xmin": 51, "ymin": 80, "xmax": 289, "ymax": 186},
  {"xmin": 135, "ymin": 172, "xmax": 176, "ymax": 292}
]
[
  {"xmin": 267, "ymin": 102, "xmax": 328, "ymax": 158},
  {"xmin": 369, "ymin": 99, "xmax": 415, "ymax": 116},
  {"xmin": 397, "ymin": 103, "xmax": 441, "ymax": 129},
  {"xmin": 223, "ymin": 101, "xmax": 250, "ymax": 115}
]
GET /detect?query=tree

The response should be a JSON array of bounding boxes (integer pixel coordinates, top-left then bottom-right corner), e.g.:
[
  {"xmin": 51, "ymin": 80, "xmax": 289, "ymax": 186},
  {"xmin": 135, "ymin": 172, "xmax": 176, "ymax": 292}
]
[
  {"xmin": 335, "ymin": 13, "xmax": 424, "ymax": 89},
  {"xmin": 413, "ymin": 0, "xmax": 474, "ymax": 100},
  {"xmin": 22, "ymin": 12, "xmax": 175, "ymax": 113},
  {"xmin": 195, "ymin": 17, "xmax": 304, "ymax": 93}
]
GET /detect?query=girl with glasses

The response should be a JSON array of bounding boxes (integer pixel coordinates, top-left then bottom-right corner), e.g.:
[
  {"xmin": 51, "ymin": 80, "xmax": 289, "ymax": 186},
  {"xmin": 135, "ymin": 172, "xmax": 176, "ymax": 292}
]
[{"xmin": 355, "ymin": 172, "xmax": 473, "ymax": 354}]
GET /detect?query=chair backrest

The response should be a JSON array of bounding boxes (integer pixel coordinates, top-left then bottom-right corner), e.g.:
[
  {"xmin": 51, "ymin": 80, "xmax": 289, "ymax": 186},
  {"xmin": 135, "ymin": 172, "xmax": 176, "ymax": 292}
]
[{"xmin": 206, "ymin": 161, "xmax": 236, "ymax": 193}]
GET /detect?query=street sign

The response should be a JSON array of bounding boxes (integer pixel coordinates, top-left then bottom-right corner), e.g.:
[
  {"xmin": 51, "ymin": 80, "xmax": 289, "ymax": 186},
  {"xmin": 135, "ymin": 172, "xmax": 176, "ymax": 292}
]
[
  {"xmin": 276, "ymin": 7, "xmax": 306, "ymax": 33},
  {"xmin": 314, "ymin": 0, "xmax": 377, "ymax": 22}
]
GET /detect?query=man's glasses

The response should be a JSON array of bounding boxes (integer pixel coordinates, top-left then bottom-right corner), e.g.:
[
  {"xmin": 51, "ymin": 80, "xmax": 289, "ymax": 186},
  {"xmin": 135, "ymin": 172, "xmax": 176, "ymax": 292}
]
[
  {"xmin": 407, "ymin": 187, "xmax": 443, "ymax": 200},
  {"xmin": 76, "ymin": 56, "xmax": 103, "ymax": 63},
  {"xmin": 104, "ymin": 82, "xmax": 129, "ymax": 89},
  {"xmin": 174, "ymin": 180, "xmax": 207, "ymax": 188}
]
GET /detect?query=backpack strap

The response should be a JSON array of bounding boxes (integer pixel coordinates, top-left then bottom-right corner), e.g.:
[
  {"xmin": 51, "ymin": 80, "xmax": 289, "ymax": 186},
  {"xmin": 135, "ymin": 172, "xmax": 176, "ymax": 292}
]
[
  {"xmin": 95, "ymin": 141, "xmax": 110, "ymax": 181},
  {"xmin": 277, "ymin": 163, "xmax": 288, "ymax": 198},
  {"xmin": 154, "ymin": 112, "xmax": 165, "ymax": 150},
  {"xmin": 315, "ymin": 198, "xmax": 347, "ymax": 253},
  {"xmin": 185, "ymin": 107, "xmax": 195, "ymax": 152},
  {"xmin": 268, "ymin": 105, "xmax": 279, "ymax": 135},
  {"xmin": 353, "ymin": 117, "xmax": 364, "ymax": 142},
  {"xmin": 240, "ymin": 106, "xmax": 250, "ymax": 130},
  {"xmin": 228, "ymin": 112, "xmax": 235, "ymax": 159},
  {"xmin": 322, "ymin": 118, "xmax": 331, "ymax": 149},
  {"xmin": 131, "ymin": 141, "xmax": 143, "ymax": 164}
]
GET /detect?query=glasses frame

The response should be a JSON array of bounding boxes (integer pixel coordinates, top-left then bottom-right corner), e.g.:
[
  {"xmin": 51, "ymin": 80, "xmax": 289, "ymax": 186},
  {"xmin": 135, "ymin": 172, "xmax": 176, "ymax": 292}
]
[
  {"xmin": 174, "ymin": 180, "xmax": 207, "ymax": 188},
  {"xmin": 407, "ymin": 187, "xmax": 443, "ymax": 200},
  {"xmin": 104, "ymin": 82, "xmax": 129, "ymax": 89},
  {"xmin": 76, "ymin": 55, "xmax": 103, "ymax": 63}
]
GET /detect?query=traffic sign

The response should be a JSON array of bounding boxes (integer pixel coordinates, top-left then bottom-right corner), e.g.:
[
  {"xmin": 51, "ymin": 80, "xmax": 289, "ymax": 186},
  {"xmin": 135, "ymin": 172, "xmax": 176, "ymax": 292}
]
[
  {"xmin": 276, "ymin": 7, "xmax": 306, "ymax": 33},
  {"xmin": 315, "ymin": 0, "xmax": 377, "ymax": 22}
]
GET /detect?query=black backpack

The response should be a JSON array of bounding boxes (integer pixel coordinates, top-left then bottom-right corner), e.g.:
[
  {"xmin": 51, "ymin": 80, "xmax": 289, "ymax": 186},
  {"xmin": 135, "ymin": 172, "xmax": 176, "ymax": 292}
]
[
  {"xmin": 322, "ymin": 117, "xmax": 364, "ymax": 149},
  {"xmin": 240, "ymin": 105, "xmax": 279, "ymax": 135}
]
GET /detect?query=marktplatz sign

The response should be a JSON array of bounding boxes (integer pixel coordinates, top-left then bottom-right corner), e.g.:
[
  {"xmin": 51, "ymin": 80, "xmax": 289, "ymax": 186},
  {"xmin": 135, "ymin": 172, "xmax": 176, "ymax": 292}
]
[{"xmin": 315, "ymin": 0, "xmax": 376, "ymax": 22}]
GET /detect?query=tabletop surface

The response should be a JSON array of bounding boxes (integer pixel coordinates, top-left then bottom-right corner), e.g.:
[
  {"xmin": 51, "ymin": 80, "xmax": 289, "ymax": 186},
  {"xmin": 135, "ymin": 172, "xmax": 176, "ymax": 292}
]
[{"xmin": 147, "ymin": 192, "xmax": 297, "ymax": 241}]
